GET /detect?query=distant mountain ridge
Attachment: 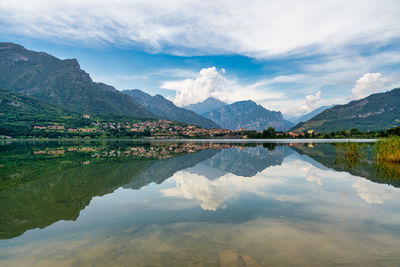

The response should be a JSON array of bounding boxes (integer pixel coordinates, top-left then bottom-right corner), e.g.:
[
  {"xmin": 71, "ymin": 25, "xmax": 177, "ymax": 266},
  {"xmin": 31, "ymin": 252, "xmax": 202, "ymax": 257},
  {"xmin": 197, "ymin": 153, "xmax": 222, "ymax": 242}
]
[
  {"xmin": 202, "ymin": 100, "xmax": 292, "ymax": 131},
  {"xmin": 183, "ymin": 97, "xmax": 228, "ymax": 114},
  {"xmin": 292, "ymin": 88, "xmax": 400, "ymax": 132},
  {"xmin": 286, "ymin": 105, "xmax": 335, "ymax": 124},
  {"xmin": 0, "ymin": 42, "xmax": 152, "ymax": 118},
  {"xmin": 123, "ymin": 89, "xmax": 220, "ymax": 129}
]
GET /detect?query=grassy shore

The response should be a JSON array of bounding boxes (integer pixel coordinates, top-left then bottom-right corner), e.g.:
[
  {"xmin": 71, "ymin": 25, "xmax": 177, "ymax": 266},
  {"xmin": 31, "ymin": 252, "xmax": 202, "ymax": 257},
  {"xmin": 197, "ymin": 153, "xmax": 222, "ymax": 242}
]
[{"xmin": 376, "ymin": 136, "xmax": 400, "ymax": 162}]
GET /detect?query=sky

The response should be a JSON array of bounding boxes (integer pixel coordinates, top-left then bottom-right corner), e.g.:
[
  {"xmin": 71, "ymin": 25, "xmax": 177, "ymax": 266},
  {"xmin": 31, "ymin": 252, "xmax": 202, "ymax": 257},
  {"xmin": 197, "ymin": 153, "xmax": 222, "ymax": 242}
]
[{"xmin": 0, "ymin": 0, "xmax": 400, "ymax": 118}]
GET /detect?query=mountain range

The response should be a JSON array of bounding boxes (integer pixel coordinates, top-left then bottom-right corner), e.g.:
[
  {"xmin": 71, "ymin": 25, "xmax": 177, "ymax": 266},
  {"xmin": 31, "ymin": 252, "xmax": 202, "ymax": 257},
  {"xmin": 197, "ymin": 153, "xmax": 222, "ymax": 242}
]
[
  {"xmin": 122, "ymin": 89, "xmax": 220, "ymax": 129},
  {"xmin": 202, "ymin": 100, "xmax": 293, "ymax": 131},
  {"xmin": 0, "ymin": 42, "xmax": 152, "ymax": 118},
  {"xmin": 1, "ymin": 41, "xmax": 399, "ymax": 134},
  {"xmin": 183, "ymin": 97, "xmax": 228, "ymax": 114},
  {"xmin": 292, "ymin": 88, "xmax": 400, "ymax": 132}
]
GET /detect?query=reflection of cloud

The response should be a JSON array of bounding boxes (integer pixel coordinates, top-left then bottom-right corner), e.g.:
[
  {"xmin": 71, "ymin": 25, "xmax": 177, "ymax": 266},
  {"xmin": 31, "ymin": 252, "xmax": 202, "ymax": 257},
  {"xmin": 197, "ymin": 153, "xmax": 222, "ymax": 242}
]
[
  {"xmin": 353, "ymin": 178, "xmax": 400, "ymax": 204},
  {"xmin": 301, "ymin": 165, "xmax": 324, "ymax": 186},
  {"xmin": 162, "ymin": 171, "xmax": 284, "ymax": 211},
  {"xmin": 162, "ymin": 173, "xmax": 227, "ymax": 211},
  {"xmin": 306, "ymin": 169, "xmax": 323, "ymax": 186}
]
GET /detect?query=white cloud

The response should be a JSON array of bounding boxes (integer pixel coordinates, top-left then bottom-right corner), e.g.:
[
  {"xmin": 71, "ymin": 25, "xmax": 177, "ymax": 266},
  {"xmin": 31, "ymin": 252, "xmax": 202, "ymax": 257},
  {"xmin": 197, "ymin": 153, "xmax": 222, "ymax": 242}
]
[
  {"xmin": 161, "ymin": 67, "xmax": 285, "ymax": 106},
  {"xmin": 299, "ymin": 90, "xmax": 322, "ymax": 113},
  {"xmin": 0, "ymin": 0, "xmax": 399, "ymax": 58},
  {"xmin": 351, "ymin": 73, "xmax": 392, "ymax": 99}
]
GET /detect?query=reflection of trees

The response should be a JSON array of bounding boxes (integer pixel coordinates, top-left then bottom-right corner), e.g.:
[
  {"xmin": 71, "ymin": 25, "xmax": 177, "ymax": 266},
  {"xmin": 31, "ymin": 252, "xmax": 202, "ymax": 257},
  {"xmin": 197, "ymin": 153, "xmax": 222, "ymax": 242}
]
[
  {"xmin": 374, "ymin": 161, "xmax": 400, "ymax": 183},
  {"xmin": 334, "ymin": 143, "xmax": 365, "ymax": 169},
  {"xmin": 263, "ymin": 143, "xmax": 276, "ymax": 151}
]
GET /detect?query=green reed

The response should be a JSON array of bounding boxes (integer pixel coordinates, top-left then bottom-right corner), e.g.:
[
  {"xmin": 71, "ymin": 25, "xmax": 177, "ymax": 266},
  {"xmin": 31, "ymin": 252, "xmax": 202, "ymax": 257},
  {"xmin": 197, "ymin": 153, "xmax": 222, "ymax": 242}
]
[{"xmin": 376, "ymin": 136, "xmax": 400, "ymax": 162}]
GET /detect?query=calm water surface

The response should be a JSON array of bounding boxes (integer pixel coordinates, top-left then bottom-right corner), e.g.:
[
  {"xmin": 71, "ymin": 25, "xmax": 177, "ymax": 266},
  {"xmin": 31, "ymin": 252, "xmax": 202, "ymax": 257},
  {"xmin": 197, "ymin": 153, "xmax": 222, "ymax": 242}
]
[{"xmin": 0, "ymin": 140, "xmax": 399, "ymax": 266}]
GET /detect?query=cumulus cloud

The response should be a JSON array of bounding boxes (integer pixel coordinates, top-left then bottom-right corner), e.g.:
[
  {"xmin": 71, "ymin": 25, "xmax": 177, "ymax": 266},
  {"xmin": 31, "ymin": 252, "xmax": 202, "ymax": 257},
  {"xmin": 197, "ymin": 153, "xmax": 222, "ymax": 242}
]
[
  {"xmin": 351, "ymin": 73, "xmax": 392, "ymax": 99},
  {"xmin": 299, "ymin": 90, "xmax": 322, "ymax": 113},
  {"xmin": 0, "ymin": 0, "xmax": 399, "ymax": 58},
  {"xmin": 161, "ymin": 67, "xmax": 284, "ymax": 106}
]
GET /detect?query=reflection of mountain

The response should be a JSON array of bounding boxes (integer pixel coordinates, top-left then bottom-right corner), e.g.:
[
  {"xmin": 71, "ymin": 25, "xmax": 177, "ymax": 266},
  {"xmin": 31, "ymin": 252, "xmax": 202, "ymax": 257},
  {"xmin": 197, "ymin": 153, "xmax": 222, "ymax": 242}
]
[
  {"xmin": 0, "ymin": 143, "xmax": 223, "ymax": 239},
  {"xmin": 123, "ymin": 149, "xmax": 219, "ymax": 189},
  {"xmin": 188, "ymin": 145, "xmax": 294, "ymax": 178},
  {"xmin": 292, "ymin": 143, "xmax": 400, "ymax": 188},
  {"xmin": 0, "ymin": 159, "xmax": 154, "ymax": 239}
]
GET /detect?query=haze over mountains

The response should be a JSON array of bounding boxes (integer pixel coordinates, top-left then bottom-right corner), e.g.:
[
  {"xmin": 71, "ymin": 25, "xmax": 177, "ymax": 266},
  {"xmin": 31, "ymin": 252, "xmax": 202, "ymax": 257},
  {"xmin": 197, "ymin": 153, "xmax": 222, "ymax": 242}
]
[{"xmin": 183, "ymin": 97, "xmax": 228, "ymax": 115}]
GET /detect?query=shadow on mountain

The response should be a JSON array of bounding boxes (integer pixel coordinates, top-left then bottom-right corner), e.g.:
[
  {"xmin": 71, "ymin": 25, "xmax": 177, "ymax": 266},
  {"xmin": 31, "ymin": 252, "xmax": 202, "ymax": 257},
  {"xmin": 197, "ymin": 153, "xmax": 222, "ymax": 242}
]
[{"xmin": 292, "ymin": 143, "xmax": 400, "ymax": 188}]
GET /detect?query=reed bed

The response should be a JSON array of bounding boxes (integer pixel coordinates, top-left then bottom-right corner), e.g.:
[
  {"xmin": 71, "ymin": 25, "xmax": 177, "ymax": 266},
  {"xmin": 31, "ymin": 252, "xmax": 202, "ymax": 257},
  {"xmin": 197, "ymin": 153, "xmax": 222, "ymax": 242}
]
[{"xmin": 376, "ymin": 136, "xmax": 400, "ymax": 162}]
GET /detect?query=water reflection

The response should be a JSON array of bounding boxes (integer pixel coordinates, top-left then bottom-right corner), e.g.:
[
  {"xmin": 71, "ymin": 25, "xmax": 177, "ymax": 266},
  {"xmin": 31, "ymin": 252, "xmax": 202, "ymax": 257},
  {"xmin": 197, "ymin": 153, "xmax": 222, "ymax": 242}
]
[
  {"xmin": 1, "ymin": 141, "xmax": 400, "ymax": 266},
  {"xmin": 293, "ymin": 143, "xmax": 400, "ymax": 188},
  {"xmin": 162, "ymin": 146, "xmax": 292, "ymax": 210}
]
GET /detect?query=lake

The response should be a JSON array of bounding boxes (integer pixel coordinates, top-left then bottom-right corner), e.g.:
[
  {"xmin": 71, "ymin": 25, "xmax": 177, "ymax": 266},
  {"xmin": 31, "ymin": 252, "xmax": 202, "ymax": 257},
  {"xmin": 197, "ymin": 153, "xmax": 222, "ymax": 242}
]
[{"xmin": 1, "ymin": 140, "xmax": 399, "ymax": 266}]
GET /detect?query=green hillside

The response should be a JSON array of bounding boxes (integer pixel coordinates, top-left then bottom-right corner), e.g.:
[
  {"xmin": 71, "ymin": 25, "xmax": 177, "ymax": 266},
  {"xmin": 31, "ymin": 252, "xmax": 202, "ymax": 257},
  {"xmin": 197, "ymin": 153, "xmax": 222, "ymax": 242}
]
[
  {"xmin": 292, "ymin": 88, "xmax": 400, "ymax": 132},
  {"xmin": 0, "ymin": 89, "xmax": 151, "ymax": 137},
  {"xmin": 0, "ymin": 88, "xmax": 87, "ymax": 136}
]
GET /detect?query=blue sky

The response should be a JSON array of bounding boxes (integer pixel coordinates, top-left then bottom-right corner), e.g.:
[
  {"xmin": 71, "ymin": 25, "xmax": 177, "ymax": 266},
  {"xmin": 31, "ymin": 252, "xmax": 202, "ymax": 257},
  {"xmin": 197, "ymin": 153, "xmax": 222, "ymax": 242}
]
[{"xmin": 1, "ymin": 0, "xmax": 399, "ymax": 117}]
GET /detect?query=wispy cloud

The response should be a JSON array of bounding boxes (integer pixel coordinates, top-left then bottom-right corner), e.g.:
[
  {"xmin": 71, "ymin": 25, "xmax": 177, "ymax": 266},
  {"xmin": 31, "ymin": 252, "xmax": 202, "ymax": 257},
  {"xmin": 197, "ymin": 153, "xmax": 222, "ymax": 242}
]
[{"xmin": 1, "ymin": 0, "xmax": 399, "ymax": 58}]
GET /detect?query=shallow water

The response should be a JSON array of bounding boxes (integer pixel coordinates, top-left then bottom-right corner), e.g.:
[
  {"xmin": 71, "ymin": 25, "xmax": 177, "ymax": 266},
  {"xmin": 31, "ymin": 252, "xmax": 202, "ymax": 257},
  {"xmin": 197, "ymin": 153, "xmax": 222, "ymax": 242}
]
[{"xmin": 0, "ymin": 141, "xmax": 399, "ymax": 266}]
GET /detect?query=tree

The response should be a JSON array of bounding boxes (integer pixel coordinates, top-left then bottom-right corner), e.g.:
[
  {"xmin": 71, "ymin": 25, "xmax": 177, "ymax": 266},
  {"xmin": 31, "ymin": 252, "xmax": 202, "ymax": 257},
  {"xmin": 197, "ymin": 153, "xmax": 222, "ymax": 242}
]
[{"xmin": 262, "ymin": 127, "xmax": 276, "ymax": 138}]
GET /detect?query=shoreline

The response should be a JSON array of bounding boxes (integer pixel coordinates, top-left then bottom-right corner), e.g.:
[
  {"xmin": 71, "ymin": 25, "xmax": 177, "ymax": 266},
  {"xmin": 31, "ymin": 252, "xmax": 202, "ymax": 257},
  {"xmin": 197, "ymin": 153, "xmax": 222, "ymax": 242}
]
[{"xmin": 1, "ymin": 138, "xmax": 378, "ymax": 143}]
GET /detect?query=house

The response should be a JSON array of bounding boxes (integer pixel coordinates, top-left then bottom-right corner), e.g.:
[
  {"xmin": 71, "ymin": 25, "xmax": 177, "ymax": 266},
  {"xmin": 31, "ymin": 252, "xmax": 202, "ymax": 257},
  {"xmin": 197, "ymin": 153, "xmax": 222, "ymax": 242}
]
[
  {"xmin": 33, "ymin": 126, "xmax": 47, "ymax": 130},
  {"xmin": 288, "ymin": 132, "xmax": 304, "ymax": 137},
  {"xmin": 47, "ymin": 125, "xmax": 65, "ymax": 130}
]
